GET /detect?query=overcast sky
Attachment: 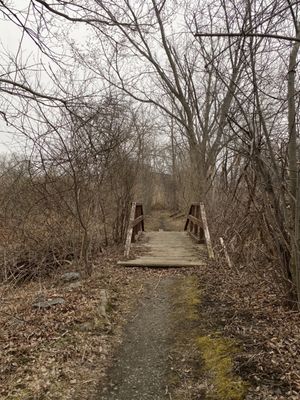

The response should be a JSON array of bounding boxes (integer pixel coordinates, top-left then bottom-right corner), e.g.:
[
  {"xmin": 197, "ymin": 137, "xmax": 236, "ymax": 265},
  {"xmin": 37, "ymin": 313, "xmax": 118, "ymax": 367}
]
[
  {"xmin": 0, "ymin": 1, "xmax": 99, "ymax": 155},
  {"xmin": 0, "ymin": 1, "xmax": 34, "ymax": 154}
]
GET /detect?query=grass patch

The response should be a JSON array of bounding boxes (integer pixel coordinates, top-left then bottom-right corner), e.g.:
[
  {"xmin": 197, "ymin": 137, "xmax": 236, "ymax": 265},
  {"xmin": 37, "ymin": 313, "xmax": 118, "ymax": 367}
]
[{"xmin": 197, "ymin": 335, "xmax": 247, "ymax": 400}]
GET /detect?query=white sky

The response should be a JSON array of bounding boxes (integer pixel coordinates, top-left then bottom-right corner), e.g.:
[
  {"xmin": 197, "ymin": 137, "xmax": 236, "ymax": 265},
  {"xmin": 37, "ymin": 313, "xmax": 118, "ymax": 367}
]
[
  {"xmin": 0, "ymin": 0, "xmax": 101, "ymax": 155},
  {"xmin": 0, "ymin": 0, "xmax": 36, "ymax": 154}
]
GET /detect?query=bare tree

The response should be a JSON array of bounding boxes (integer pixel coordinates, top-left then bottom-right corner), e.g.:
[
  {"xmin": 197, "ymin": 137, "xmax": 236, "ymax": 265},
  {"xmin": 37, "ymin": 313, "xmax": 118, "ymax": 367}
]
[{"xmin": 195, "ymin": 0, "xmax": 300, "ymax": 305}]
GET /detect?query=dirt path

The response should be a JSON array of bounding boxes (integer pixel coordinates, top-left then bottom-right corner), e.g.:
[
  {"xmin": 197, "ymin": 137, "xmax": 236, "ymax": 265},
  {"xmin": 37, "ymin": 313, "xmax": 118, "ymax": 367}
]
[
  {"xmin": 98, "ymin": 276, "xmax": 175, "ymax": 399},
  {"xmin": 97, "ymin": 270, "xmax": 249, "ymax": 400},
  {"xmin": 97, "ymin": 212, "xmax": 200, "ymax": 399},
  {"xmin": 96, "ymin": 211, "xmax": 248, "ymax": 400}
]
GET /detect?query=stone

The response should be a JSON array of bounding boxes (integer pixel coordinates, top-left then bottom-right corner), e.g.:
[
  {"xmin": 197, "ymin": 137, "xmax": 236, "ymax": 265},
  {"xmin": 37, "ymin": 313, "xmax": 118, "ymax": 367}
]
[
  {"xmin": 67, "ymin": 281, "xmax": 82, "ymax": 290},
  {"xmin": 77, "ymin": 321, "xmax": 94, "ymax": 332},
  {"xmin": 98, "ymin": 289, "xmax": 109, "ymax": 317},
  {"xmin": 61, "ymin": 272, "xmax": 80, "ymax": 283},
  {"xmin": 32, "ymin": 298, "xmax": 65, "ymax": 309}
]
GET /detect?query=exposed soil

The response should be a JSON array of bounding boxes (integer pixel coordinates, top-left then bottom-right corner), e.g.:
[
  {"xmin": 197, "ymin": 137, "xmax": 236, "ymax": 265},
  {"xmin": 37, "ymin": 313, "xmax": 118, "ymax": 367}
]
[
  {"xmin": 98, "ymin": 276, "xmax": 175, "ymax": 400},
  {"xmin": 96, "ymin": 272, "xmax": 207, "ymax": 400},
  {"xmin": 97, "ymin": 271, "xmax": 248, "ymax": 400}
]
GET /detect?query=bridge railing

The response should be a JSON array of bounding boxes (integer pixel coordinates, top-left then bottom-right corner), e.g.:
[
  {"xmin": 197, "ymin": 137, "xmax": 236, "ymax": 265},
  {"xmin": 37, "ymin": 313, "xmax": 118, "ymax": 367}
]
[
  {"xmin": 124, "ymin": 202, "xmax": 145, "ymax": 257},
  {"xmin": 184, "ymin": 202, "xmax": 214, "ymax": 259}
]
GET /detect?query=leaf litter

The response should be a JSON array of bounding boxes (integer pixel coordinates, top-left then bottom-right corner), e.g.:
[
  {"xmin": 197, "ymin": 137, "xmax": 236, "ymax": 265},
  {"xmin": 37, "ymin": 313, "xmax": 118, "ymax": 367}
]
[{"xmin": 1, "ymin": 236, "xmax": 300, "ymax": 400}]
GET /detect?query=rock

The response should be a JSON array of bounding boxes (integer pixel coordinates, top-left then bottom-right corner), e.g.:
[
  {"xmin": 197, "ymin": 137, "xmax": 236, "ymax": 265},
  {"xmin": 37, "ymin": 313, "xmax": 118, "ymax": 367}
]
[
  {"xmin": 61, "ymin": 272, "xmax": 80, "ymax": 283},
  {"xmin": 33, "ymin": 298, "xmax": 65, "ymax": 309},
  {"xmin": 98, "ymin": 289, "xmax": 109, "ymax": 318},
  {"xmin": 77, "ymin": 321, "xmax": 94, "ymax": 332},
  {"xmin": 67, "ymin": 281, "xmax": 82, "ymax": 290},
  {"xmin": 15, "ymin": 382, "xmax": 26, "ymax": 389}
]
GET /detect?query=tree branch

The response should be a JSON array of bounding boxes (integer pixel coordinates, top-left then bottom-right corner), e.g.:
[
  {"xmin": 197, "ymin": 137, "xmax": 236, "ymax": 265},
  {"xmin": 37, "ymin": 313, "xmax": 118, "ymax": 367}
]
[{"xmin": 195, "ymin": 32, "xmax": 300, "ymax": 43}]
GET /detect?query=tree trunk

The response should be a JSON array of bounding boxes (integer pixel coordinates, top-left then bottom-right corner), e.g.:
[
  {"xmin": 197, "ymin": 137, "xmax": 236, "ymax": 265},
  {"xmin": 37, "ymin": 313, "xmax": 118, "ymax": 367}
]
[{"xmin": 288, "ymin": 25, "xmax": 300, "ymax": 305}]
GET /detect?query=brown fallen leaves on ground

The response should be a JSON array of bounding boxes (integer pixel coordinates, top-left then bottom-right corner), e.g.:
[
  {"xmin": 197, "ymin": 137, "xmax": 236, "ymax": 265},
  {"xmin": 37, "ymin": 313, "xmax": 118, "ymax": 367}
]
[
  {"xmin": 1, "ymin": 233, "xmax": 300, "ymax": 400},
  {"xmin": 198, "ymin": 259, "xmax": 300, "ymax": 400},
  {"xmin": 0, "ymin": 245, "xmax": 149, "ymax": 400}
]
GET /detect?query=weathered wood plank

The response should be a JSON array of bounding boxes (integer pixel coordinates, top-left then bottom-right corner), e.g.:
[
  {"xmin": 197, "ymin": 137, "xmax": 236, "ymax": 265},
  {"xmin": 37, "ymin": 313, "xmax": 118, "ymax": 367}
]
[
  {"xmin": 200, "ymin": 203, "xmax": 214, "ymax": 259},
  {"xmin": 184, "ymin": 205, "xmax": 193, "ymax": 230},
  {"xmin": 132, "ymin": 215, "xmax": 144, "ymax": 227},
  {"xmin": 121, "ymin": 231, "xmax": 207, "ymax": 268},
  {"xmin": 118, "ymin": 259, "xmax": 205, "ymax": 268},
  {"xmin": 124, "ymin": 202, "xmax": 137, "ymax": 257},
  {"xmin": 186, "ymin": 214, "xmax": 202, "ymax": 226}
]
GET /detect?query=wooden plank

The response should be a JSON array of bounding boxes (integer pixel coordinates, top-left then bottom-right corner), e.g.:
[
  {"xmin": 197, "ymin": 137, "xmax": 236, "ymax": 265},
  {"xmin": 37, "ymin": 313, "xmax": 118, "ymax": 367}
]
[
  {"xmin": 132, "ymin": 214, "xmax": 144, "ymax": 227},
  {"xmin": 121, "ymin": 234, "xmax": 204, "ymax": 266},
  {"xmin": 124, "ymin": 202, "xmax": 136, "ymax": 257},
  {"xmin": 141, "ymin": 205, "xmax": 145, "ymax": 231},
  {"xmin": 184, "ymin": 205, "xmax": 193, "ymax": 230},
  {"xmin": 118, "ymin": 259, "xmax": 205, "ymax": 267},
  {"xmin": 187, "ymin": 214, "xmax": 202, "ymax": 226},
  {"xmin": 120, "ymin": 231, "xmax": 207, "ymax": 268},
  {"xmin": 200, "ymin": 203, "xmax": 214, "ymax": 259}
]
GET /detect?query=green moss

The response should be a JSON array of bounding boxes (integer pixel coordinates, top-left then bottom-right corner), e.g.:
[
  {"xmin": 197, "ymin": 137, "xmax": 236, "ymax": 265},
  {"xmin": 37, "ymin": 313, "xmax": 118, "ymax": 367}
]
[
  {"xmin": 197, "ymin": 335, "xmax": 247, "ymax": 400},
  {"xmin": 167, "ymin": 276, "xmax": 203, "ymax": 399},
  {"xmin": 168, "ymin": 276, "xmax": 247, "ymax": 400}
]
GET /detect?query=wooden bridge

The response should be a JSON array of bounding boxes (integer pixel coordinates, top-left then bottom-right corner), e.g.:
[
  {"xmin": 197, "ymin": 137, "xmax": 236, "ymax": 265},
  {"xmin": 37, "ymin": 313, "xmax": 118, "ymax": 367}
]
[{"xmin": 118, "ymin": 203, "xmax": 214, "ymax": 268}]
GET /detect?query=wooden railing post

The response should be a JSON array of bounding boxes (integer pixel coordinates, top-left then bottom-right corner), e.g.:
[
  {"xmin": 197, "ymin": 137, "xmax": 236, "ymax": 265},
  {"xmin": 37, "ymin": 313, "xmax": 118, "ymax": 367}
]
[
  {"xmin": 195, "ymin": 204, "xmax": 199, "ymax": 237},
  {"xmin": 184, "ymin": 202, "xmax": 214, "ymax": 259},
  {"xmin": 124, "ymin": 202, "xmax": 145, "ymax": 257},
  {"xmin": 190, "ymin": 204, "xmax": 194, "ymax": 234},
  {"xmin": 124, "ymin": 202, "xmax": 137, "ymax": 257},
  {"xmin": 200, "ymin": 203, "xmax": 214, "ymax": 259}
]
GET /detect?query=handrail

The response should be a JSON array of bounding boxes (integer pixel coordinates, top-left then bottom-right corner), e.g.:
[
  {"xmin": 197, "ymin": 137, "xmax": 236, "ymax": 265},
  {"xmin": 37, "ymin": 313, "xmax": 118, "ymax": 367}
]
[
  {"xmin": 124, "ymin": 202, "xmax": 145, "ymax": 257},
  {"xmin": 184, "ymin": 202, "xmax": 214, "ymax": 259}
]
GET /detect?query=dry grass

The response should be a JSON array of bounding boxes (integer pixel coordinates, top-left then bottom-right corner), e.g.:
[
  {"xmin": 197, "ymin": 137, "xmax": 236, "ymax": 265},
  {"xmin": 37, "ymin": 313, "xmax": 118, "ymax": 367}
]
[{"xmin": 144, "ymin": 209, "xmax": 186, "ymax": 232}]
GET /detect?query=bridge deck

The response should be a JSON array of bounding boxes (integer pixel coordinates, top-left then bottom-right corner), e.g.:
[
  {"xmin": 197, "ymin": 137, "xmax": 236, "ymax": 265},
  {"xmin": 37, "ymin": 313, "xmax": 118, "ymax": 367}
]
[{"xmin": 118, "ymin": 231, "xmax": 206, "ymax": 268}]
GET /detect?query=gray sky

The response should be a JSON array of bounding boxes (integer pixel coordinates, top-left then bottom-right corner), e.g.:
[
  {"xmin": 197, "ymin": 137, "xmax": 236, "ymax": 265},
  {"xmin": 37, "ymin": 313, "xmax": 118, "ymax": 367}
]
[
  {"xmin": 0, "ymin": 0, "xmax": 97, "ymax": 155},
  {"xmin": 0, "ymin": 0, "xmax": 35, "ymax": 154}
]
